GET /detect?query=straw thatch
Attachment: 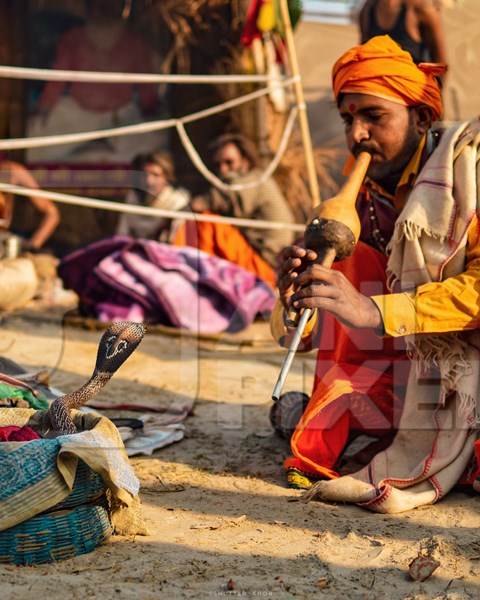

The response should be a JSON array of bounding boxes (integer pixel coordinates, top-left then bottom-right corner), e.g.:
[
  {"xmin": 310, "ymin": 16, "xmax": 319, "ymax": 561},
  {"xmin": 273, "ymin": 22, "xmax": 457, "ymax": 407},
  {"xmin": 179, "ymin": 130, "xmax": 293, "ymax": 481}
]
[
  {"xmin": 142, "ymin": 0, "xmax": 247, "ymax": 73},
  {"xmin": 142, "ymin": 0, "xmax": 343, "ymax": 214}
]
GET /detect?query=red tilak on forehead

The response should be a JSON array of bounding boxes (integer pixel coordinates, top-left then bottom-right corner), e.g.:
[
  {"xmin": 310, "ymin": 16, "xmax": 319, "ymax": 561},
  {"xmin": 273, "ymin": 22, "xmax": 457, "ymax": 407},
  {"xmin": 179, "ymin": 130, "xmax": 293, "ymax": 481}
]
[{"xmin": 348, "ymin": 103, "xmax": 357, "ymax": 113}]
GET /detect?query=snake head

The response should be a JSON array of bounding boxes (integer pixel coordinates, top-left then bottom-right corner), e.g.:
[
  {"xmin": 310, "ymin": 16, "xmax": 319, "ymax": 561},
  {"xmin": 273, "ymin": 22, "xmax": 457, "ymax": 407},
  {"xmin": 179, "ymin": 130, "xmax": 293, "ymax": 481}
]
[{"xmin": 94, "ymin": 321, "xmax": 145, "ymax": 375}]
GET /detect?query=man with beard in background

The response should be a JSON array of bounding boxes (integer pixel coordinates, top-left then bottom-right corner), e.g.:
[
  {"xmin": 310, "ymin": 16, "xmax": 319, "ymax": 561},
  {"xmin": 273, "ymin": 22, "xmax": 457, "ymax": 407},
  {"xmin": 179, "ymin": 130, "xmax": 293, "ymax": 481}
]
[{"xmin": 187, "ymin": 134, "xmax": 294, "ymax": 288}]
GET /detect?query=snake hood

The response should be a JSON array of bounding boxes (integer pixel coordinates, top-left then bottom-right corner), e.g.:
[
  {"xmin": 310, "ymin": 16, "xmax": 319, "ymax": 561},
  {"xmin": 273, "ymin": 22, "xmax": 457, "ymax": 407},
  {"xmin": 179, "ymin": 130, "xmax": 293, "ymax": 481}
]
[
  {"xmin": 46, "ymin": 321, "xmax": 145, "ymax": 436},
  {"xmin": 94, "ymin": 321, "xmax": 145, "ymax": 375}
]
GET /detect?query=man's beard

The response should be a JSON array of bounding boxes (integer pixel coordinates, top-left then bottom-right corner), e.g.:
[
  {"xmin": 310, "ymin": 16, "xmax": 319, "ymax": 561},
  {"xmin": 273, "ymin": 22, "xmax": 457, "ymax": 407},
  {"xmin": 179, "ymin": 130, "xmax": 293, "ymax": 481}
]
[
  {"xmin": 358, "ymin": 128, "xmax": 421, "ymax": 188},
  {"xmin": 220, "ymin": 171, "xmax": 242, "ymax": 183}
]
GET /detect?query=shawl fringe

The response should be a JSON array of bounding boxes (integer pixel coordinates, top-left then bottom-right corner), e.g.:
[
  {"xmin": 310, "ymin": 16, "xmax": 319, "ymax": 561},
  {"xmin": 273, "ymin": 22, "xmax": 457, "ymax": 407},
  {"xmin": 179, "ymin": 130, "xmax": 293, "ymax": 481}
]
[
  {"xmin": 405, "ymin": 333, "xmax": 471, "ymax": 402},
  {"xmin": 458, "ymin": 392, "xmax": 480, "ymax": 425},
  {"xmin": 391, "ymin": 220, "xmax": 448, "ymax": 245}
]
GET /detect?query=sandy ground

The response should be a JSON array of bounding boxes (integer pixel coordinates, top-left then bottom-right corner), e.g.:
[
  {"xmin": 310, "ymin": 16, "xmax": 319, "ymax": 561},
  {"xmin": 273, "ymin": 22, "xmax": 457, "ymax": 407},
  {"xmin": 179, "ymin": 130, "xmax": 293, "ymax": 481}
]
[
  {"xmin": 0, "ymin": 314, "xmax": 479, "ymax": 600},
  {"xmin": 1, "ymin": 5, "xmax": 478, "ymax": 598}
]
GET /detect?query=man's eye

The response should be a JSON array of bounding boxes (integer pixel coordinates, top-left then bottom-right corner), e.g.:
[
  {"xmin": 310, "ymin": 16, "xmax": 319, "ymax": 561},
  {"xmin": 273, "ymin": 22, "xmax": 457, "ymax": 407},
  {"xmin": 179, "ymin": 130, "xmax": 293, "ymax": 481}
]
[
  {"xmin": 341, "ymin": 116, "xmax": 353, "ymax": 126},
  {"xmin": 368, "ymin": 113, "xmax": 383, "ymax": 122}
]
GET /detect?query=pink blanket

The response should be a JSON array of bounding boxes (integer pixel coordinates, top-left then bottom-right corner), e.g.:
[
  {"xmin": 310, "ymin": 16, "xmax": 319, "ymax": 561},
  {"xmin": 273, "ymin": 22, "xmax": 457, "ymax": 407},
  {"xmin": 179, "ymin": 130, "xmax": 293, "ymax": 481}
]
[{"xmin": 59, "ymin": 237, "xmax": 275, "ymax": 334}]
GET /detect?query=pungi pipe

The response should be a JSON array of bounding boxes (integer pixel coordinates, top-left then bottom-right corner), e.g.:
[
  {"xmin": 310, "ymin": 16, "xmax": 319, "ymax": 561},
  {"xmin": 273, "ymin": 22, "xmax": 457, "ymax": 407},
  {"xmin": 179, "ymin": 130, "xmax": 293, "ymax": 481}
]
[{"xmin": 272, "ymin": 152, "xmax": 371, "ymax": 401}]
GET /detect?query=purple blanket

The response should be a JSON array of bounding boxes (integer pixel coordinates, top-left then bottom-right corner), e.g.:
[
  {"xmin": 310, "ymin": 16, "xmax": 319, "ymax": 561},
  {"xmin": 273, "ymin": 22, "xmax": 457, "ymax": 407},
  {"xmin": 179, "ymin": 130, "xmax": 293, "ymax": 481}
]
[{"xmin": 59, "ymin": 237, "xmax": 275, "ymax": 333}]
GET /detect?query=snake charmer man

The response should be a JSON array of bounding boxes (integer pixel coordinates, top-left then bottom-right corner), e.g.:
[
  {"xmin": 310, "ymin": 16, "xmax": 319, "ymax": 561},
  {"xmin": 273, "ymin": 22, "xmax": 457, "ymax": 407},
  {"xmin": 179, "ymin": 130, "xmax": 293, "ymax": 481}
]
[{"xmin": 272, "ymin": 35, "xmax": 480, "ymax": 513}]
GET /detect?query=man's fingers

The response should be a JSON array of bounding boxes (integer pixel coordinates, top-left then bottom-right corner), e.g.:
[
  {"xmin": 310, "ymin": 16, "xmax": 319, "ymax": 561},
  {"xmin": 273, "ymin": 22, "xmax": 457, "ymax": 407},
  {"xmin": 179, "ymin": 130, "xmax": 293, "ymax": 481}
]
[
  {"xmin": 279, "ymin": 256, "xmax": 302, "ymax": 274},
  {"xmin": 279, "ymin": 252, "xmax": 319, "ymax": 275},
  {"xmin": 281, "ymin": 245, "xmax": 306, "ymax": 260},
  {"xmin": 292, "ymin": 296, "xmax": 336, "ymax": 311},
  {"xmin": 278, "ymin": 256, "xmax": 309, "ymax": 280},
  {"xmin": 279, "ymin": 246, "xmax": 319, "ymax": 273},
  {"xmin": 281, "ymin": 245, "xmax": 318, "ymax": 261},
  {"xmin": 292, "ymin": 283, "xmax": 338, "ymax": 304},
  {"xmin": 295, "ymin": 265, "xmax": 340, "ymax": 287},
  {"xmin": 277, "ymin": 271, "xmax": 298, "ymax": 292}
]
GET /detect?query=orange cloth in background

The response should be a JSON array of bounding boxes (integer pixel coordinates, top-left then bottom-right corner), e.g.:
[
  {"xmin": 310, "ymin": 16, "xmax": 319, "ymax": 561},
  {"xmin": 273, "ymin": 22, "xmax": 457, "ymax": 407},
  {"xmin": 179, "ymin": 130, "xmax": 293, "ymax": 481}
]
[
  {"xmin": 332, "ymin": 35, "xmax": 445, "ymax": 120},
  {"xmin": 173, "ymin": 220, "xmax": 276, "ymax": 288}
]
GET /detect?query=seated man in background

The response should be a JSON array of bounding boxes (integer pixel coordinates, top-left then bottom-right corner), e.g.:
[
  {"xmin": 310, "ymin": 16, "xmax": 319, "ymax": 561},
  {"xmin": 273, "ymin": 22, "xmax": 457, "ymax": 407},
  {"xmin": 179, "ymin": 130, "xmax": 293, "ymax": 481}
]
[
  {"xmin": 117, "ymin": 152, "xmax": 190, "ymax": 243},
  {"xmin": 30, "ymin": 0, "xmax": 160, "ymax": 162},
  {"xmin": 0, "ymin": 159, "xmax": 60, "ymax": 310},
  {"xmin": 0, "ymin": 158, "xmax": 60, "ymax": 251},
  {"xmin": 187, "ymin": 133, "xmax": 295, "ymax": 288}
]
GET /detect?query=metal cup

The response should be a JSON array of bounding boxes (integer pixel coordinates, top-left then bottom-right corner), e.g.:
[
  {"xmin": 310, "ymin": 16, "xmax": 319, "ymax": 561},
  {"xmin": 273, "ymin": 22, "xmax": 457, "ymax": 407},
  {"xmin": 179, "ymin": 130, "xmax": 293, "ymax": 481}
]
[{"xmin": 5, "ymin": 236, "xmax": 20, "ymax": 259}]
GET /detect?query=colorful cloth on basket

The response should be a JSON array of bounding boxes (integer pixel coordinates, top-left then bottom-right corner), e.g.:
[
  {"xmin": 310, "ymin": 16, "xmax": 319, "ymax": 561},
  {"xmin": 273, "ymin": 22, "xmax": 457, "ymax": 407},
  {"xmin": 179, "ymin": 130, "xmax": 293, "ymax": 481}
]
[
  {"xmin": 0, "ymin": 382, "xmax": 49, "ymax": 410},
  {"xmin": 0, "ymin": 408, "xmax": 140, "ymax": 533},
  {"xmin": 0, "ymin": 425, "xmax": 40, "ymax": 442}
]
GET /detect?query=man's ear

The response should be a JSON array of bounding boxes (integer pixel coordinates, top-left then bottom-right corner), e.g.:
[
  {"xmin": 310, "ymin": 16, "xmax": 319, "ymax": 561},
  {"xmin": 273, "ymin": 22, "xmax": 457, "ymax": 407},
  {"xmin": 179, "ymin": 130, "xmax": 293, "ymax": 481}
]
[{"xmin": 412, "ymin": 105, "xmax": 433, "ymax": 135}]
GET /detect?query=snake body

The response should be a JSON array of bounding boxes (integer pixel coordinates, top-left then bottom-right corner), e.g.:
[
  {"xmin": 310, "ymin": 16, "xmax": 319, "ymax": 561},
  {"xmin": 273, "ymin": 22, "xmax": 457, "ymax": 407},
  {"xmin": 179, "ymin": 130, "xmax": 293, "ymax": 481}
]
[{"xmin": 47, "ymin": 321, "xmax": 145, "ymax": 436}]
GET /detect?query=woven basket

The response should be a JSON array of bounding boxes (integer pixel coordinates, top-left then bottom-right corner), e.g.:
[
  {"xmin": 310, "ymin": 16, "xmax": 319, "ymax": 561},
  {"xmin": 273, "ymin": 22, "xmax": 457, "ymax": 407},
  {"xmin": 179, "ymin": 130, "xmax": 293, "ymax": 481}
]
[
  {"xmin": 53, "ymin": 460, "xmax": 106, "ymax": 511},
  {"xmin": 0, "ymin": 504, "xmax": 111, "ymax": 565},
  {"xmin": 0, "ymin": 408, "xmax": 140, "ymax": 564},
  {"xmin": 0, "ymin": 436, "xmax": 109, "ymax": 531}
]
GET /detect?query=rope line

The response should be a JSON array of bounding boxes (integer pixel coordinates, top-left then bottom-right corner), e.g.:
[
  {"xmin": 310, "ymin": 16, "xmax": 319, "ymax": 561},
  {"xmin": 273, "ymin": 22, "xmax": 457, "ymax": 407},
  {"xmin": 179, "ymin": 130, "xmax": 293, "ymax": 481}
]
[
  {"xmin": 0, "ymin": 64, "xmax": 296, "ymax": 85},
  {"xmin": 0, "ymin": 182, "xmax": 304, "ymax": 233},
  {"xmin": 0, "ymin": 77, "xmax": 298, "ymax": 151},
  {"xmin": 176, "ymin": 106, "xmax": 298, "ymax": 192}
]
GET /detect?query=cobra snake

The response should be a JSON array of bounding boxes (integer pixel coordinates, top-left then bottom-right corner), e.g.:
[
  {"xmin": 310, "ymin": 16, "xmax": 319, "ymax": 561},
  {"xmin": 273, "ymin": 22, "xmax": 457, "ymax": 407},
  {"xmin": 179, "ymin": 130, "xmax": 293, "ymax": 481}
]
[{"xmin": 46, "ymin": 321, "xmax": 145, "ymax": 436}]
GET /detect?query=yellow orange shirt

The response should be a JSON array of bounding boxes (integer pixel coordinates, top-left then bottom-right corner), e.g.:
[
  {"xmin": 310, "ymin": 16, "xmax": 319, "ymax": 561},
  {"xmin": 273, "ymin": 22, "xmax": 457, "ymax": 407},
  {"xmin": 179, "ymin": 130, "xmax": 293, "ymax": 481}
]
[{"xmin": 371, "ymin": 217, "xmax": 480, "ymax": 336}]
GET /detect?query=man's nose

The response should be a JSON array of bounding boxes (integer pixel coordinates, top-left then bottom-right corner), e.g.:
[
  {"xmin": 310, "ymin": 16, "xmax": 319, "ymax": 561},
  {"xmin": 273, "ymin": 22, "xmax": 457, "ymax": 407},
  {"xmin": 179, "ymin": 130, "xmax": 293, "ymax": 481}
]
[{"xmin": 350, "ymin": 118, "xmax": 370, "ymax": 145}]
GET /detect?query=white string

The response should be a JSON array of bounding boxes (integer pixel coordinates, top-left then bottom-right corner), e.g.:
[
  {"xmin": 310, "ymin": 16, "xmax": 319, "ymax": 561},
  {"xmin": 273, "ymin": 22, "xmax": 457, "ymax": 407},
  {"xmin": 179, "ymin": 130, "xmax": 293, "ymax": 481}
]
[
  {"xmin": 176, "ymin": 106, "xmax": 298, "ymax": 192},
  {"xmin": 0, "ymin": 116, "xmax": 175, "ymax": 150},
  {"xmin": 0, "ymin": 182, "xmax": 304, "ymax": 233},
  {"xmin": 0, "ymin": 78, "xmax": 298, "ymax": 151},
  {"xmin": 0, "ymin": 64, "xmax": 296, "ymax": 85}
]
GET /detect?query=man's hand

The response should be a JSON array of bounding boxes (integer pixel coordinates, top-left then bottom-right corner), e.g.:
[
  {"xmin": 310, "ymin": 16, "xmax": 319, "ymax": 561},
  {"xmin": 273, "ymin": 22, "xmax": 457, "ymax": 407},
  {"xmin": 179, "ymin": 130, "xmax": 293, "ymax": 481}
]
[
  {"xmin": 291, "ymin": 264, "xmax": 383, "ymax": 330},
  {"xmin": 277, "ymin": 244, "xmax": 318, "ymax": 310},
  {"xmin": 21, "ymin": 239, "xmax": 41, "ymax": 254},
  {"xmin": 190, "ymin": 196, "xmax": 209, "ymax": 213}
]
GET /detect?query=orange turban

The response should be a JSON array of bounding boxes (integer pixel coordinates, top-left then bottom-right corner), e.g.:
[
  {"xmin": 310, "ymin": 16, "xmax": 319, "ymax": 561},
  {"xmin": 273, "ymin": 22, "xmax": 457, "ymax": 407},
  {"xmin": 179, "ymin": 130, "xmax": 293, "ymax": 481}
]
[{"xmin": 332, "ymin": 35, "xmax": 446, "ymax": 121}]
